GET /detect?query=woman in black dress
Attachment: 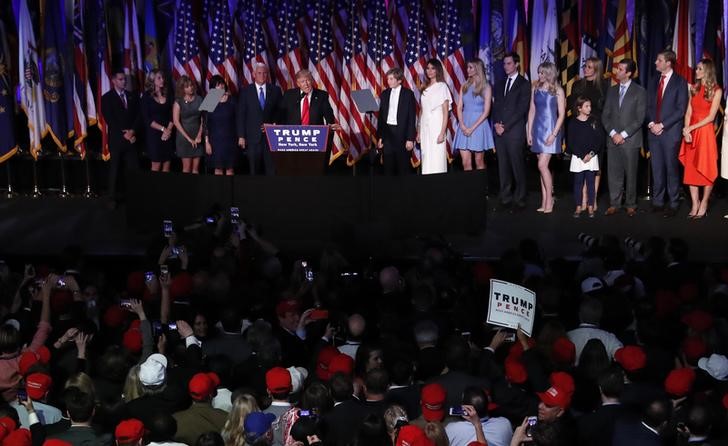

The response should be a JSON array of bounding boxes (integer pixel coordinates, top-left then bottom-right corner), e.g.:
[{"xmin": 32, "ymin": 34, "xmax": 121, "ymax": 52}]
[
  {"xmin": 141, "ymin": 69, "xmax": 174, "ymax": 172},
  {"xmin": 205, "ymin": 76, "xmax": 238, "ymax": 176}
]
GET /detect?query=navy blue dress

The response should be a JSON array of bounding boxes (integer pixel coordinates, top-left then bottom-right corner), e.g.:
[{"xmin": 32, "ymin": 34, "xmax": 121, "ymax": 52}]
[
  {"xmin": 207, "ymin": 98, "xmax": 238, "ymax": 169},
  {"xmin": 141, "ymin": 93, "xmax": 174, "ymax": 162}
]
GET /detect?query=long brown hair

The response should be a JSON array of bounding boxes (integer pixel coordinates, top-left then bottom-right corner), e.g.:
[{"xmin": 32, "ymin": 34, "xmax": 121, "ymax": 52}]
[
  {"xmin": 420, "ymin": 59, "xmax": 445, "ymax": 93},
  {"xmin": 691, "ymin": 59, "xmax": 719, "ymax": 101},
  {"xmin": 175, "ymin": 75, "xmax": 197, "ymax": 99},
  {"xmin": 144, "ymin": 69, "xmax": 167, "ymax": 98}
]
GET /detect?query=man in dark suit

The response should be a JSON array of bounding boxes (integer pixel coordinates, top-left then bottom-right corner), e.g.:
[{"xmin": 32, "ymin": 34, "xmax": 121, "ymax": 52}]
[
  {"xmin": 281, "ymin": 69, "xmax": 340, "ymax": 129},
  {"xmin": 376, "ymin": 67, "xmax": 417, "ymax": 175},
  {"xmin": 578, "ymin": 366, "xmax": 629, "ymax": 446},
  {"xmin": 492, "ymin": 53, "xmax": 531, "ymax": 210},
  {"xmin": 611, "ymin": 397, "xmax": 671, "ymax": 446},
  {"xmin": 602, "ymin": 59, "xmax": 646, "ymax": 217},
  {"xmin": 237, "ymin": 62, "xmax": 282, "ymax": 175},
  {"xmin": 101, "ymin": 68, "xmax": 140, "ymax": 204},
  {"xmin": 646, "ymin": 50, "xmax": 688, "ymax": 217}
]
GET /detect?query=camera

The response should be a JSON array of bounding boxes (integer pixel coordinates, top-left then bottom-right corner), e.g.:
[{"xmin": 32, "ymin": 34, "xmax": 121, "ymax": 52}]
[
  {"xmin": 167, "ymin": 322, "xmax": 177, "ymax": 330},
  {"xmin": 448, "ymin": 406, "xmax": 464, "ymax": 416},
  {"xmin": 17, "ymin": 388, "xmax": 27, "ymax": 402},
  {"xmin": 577, "ymin": 232, "xmax": 597, "ymax": 248},
  {"xmin": 301, "ymin": 261, "xmax": 314, "ymax": 283},
  {"xmin": 526, "ymin": 416, "xmax": 537, "ymax": 437},
  {"xmin": 144, "ymin": 271, "xmax": 155, "ymax": 283},
  {"xmin": 163, "ymin": 219, "xmax": 173, "ymax": 238}
]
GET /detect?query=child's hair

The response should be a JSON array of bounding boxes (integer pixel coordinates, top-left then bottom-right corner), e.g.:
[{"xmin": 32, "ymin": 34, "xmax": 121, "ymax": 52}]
[{"xmin": 573, "ymin": 96, "xmax": 591, "ymax": 116}]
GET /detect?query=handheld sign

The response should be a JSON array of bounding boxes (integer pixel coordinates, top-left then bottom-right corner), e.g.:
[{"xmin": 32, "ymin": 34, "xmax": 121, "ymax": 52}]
[
  {"xmin": 486, "ymin": 279, "xmax": 536, "ymax": 337},
  {"xmin": 198, "ymin": 88, "xmax": 225, "ymax": 113}
]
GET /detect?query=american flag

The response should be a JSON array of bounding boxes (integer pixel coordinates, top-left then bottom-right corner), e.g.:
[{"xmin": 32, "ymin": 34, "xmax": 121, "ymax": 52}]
[
  {"xmin": 387, "ymin": 0, "xmax": 408, "ymax": 71},
  {"xmin": 92, "ymin": 0, "xmax": 111, "ymax": 160},
  {"xmin": 72, "ymin": 0, "xmax": 97, "ymax": 158},
  {"xmin": 342, "ymin": 0, "xmax": 372, "ymax": 165},
  {"xmin": 207, "ymin": 0, "xmax": 239, "ymax": 93},
  {"xmin": 173, "ymin": 0, "xmax": 203, "ymax": 85},
  {"xmin": 275, "ymin": 0, "xmax": 305, "ymax": 90},
  {"xmin": 435, "ymin": 0, "xmax": 465, "ymax": 160},
  {"xmin": 123, "ymin": 0, "xmax": 144, "ymax": 92},
  {"xmin": 307, "ymin": 0, "xmax": 346, "ymax": 164},
  {"xmin": 363, "ymin": 0, "xmax": 395, "ymax": 96},
  {"xmin": 238, "ymin": 0, "xmax": 269, "ymax": 85}
]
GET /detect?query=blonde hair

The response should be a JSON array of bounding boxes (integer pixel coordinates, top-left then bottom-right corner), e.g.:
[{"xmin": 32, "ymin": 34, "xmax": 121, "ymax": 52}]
[
  {"xmin": 692, "ymin": 59, "xmax": 719, "ymax": 101},
  {"xmin": 581, "ymin": 57, "xmax": 604, "ymax": 91},
  {"xmin": 65, "ymin": 372, "xmax": 96, "ymax": 399},
  {"xmin": 384, "ymin": 405, "xmax": 408, "ymax": 434},
  {"xmin": 536, "ymin": 62, "xmax": 559, "ymax": 95},
  {"xmin": 463, "ymin": 59, "xmax": 488, "ymax": 97},
  {"xmin": 122, "ymin": 365, "xmax": 143, "ymax": 403},
  {"xmin": 144, "ymin": 69, "xmax": 167, "ymax": 97},
  {"xmin": 222, "ymin": 393, "xmax": 260, "ymax": 446}
]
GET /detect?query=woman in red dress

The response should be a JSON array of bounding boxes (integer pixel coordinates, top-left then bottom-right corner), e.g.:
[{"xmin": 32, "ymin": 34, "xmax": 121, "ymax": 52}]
[{"xmin": 679, "ymin": 59, "xmax": 722, "ymax": 219}]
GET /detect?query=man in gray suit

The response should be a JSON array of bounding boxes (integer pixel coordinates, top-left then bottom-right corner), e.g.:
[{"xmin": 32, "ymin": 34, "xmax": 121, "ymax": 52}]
[
  {"xmin": 646, "ymin": 50, "xmax": 688, "ymax": 217},
  {"xmin": 602, "ymin": 59, "xmax": 646, "ymax": 217}
]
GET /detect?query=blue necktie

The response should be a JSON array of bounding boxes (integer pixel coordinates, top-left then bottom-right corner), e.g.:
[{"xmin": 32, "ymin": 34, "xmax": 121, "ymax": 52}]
[{"xmin": 258, "ymin": 86, "xmax": 265, "ymax": 109}]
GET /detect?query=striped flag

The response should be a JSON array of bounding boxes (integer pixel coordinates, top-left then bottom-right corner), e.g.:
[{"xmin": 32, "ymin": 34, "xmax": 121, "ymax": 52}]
[
  {"xmin": 434, "ymin": 0, "xmax": 466, "ymax": 161},
  {"xmin": 71, "ymin": 0, "xmax": 97, "ymax": 158},
  {"xmin": 307, "ymin": 0, "xmax": 346, "ymax": 165},
  {"xmin": 610, "ymin": 0, "xmax": 632, "ymax": 82},
  {"xmin": 507, "ymin": 0, "xmax": 529, "ymax": 77},
  {"xmin": 530, "ymin": 0, "xmax": 558, "ymax": 81},
  {"xmin": 579, "ymin": 0, "xmax": 599, "ymax": 77},
  {"xmin": 15, "ymin": 0, "xmax": 46, "ymax": 159},
  {"xmin": 403, "ymin": 0, "xmax": 432, "ymax": 167},
  {"xmin": 173, "ymin": 0, "xmax": 203, "ymax": 85},
  {"xmin": 364, "ymin": 0, "xmax": 396, "ymax": 96},
  {"xmin": 123, "ymin": 0, "xmax": 144, "ymax": 91},
  {"xmin": 599, "ymin": 0, "xmax": 617, "ymax": 80},
  {"xmin": 90, "ymin": 0, "xmax": 112, "ymax": 160},
  {"xmin": 238, "ymin": 0, "xmax": 270, "ymax": 85},
  {"xmin": 207, "ymin": 0, "xmax": 239, "ymax": 93},
  {"xmin": 0, "ymin": 18, "xmax": 17, "ymax": 164},
  {"xmin": 42, "ymin": 0, "xmax": 72, "ymax": 151},
  {"xmin": 672, "ymin": 0, "xmax": 694, "ymax": 82},
  {"xmin": 143, "ymin": 0, "xmax": 159, "ymax": 72},
  {"xmin": 342, "ymin": 0, "xmax": 371, "ymax": 166},
  {"xmin": 559, "ymin": 0, "xmax": 579, "ymax": 97},
  {"xmin": 274, "ymin": 0, "xmax": 305, "ymax": 90}
]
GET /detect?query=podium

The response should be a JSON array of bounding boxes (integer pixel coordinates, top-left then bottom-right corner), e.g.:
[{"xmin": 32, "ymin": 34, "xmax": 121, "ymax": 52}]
[{"xmin": 264, "ymin": 125, "xmax": 330, "ymax": 176}]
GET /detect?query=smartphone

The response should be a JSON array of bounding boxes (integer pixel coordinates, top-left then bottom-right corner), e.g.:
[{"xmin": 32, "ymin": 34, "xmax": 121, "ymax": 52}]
[
  {"xmin": 17, "ymin": 389, "xmax": 27, "ymax": 402},
  {"xmin": 526, "ymin": 416, "xmax": 537, "ymax": 437},
  {"xmin": 310, "ymin": 309, "xmax": 329, "ymax": 321},
  {"xmin": 56, "ymin": 277, "xmax": 66, "ymax": 287},
  {"xmin": 448, "ymin": 406, "xmax": 465, "ymax": 416},
  {"xmin": 301, "ymin": 262, "xmax": 314, "ymax": 282},
  {"xmin": 163, "ymin": 219, "xmax": 173, "ymax": 238},
  {"xmin": 144, "ymin": 271, "xmax": 155, "ymax": 283},
  {"xmin": 167, "ymin": 322, "xmax": 177, "ymax": 330},
  {"xmin": 298, "ymin": 409, "xmax": 311, "ymax": 417},
  {"xmin": 120, "ymin": 299, "xmax": 133, "ymax": 309},
  {"xmin": 504, "ymin": 331, "xmax": 516, "ymax": 342},
  {"xmin": 160, "ymin": 265, "xmax": 169, "ymax": 278},
  {"xmin": 152, "ymin": 321, "xmax": 163, "ymax": 335},
  {"xmin": 230, "ymin": 207, "xmax": 240, "ymax": 224}
]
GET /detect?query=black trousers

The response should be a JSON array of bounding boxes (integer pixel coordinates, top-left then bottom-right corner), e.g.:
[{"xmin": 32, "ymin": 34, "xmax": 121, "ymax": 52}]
[
  {"xmin": 108, "ymin": 144, "xmax": 139, "ymax": 199},
  {"xmin": 495, "ymin": 132, "xmax": 527, "ymax": 204},
  {"xmin": 247, "ymin": 138, "xmax": 275, "ymax": 175},
  {"xmin": 382, "ymin": 123, "xmax": 412, "ymax": 175}
]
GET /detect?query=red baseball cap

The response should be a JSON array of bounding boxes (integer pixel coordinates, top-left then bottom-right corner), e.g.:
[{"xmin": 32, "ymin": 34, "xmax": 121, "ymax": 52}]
[
  {"xmin": 549, "ymin": 372, "xmax": 575, "ymax": 395},
  {"xmin": 614, "ymin": 345, "xmax": 647, "ymax": 372},
  {"xmin": 328, "ymin": 353, "xmax": 355, "ymax": 376},
  {"xmin": 170, "ymin": 272, "xmax": 193, "ymax": 300},
  {"xmin": 266, "ymin": 367, "xmax": 292, "ymax": 393},
  {"xmin": 504, "ymin": 358, "xmax": 528, "ymax": 384},
  {"xmin": 722, "ymin": 393, "xmax": 728, "ymax": 409},
  {"xmin": 103, "ymin": 305, "xmax": 128, "ymax": 329},
  {"xmin": 0, "ymin": 417, "xmax": 16, "ymax": 441},
  {"xmin": 537, "ymin": 386, "xmax": 571, "ymax": 409},
  {"xmin": 316, "ymin": 345, "xmax": 340, "ymax": 380},
  {"xmin": 115, "ymin": 419, "xmax": 145, "ymax": 443},
  {"xmin": 3, "ymin": 428, "xmax": 31, "ymax": 446},
  {"xmin": 275, "ymin": 299, "xmax": 301, "ymax": 318},
  {"xmin": 552, "ymin": 337, "xmax": 576, "ymax": 365},
  {"xmin": 122, "ymin": 328, "xmax": 143, "ymax": 353},
  {"xmin": 395, "ymin": 425, "xmax": 435, "ymax": 446},
  {"xmin": 508, "ymin": 339, "xmax": 536, "ymax": 360},
  {"xmin": 420, "ymin": 383, "xmax": 446, "ymax": 422},
  {"xmin": 127, "ymin": 272, "xmax": 146, "ymax": 295},
  {"xmin": 188, "ymin": 372, "xmax": 221, "ymax": 401},
  {"xmin": 682, "ymin": 310, "xmax": 714, "ymax": 332},
  {"xmin": 664, "ymin": 368, "xmax": 696, "ymax": 397},
  {"xmin": 42, "ymin": 441, "xmax": 72, "ymax": 446},
  {"xmin": 25, "ymin": 373, "xmax": 52, "ymax": 400},
  {"xmin": 682, "ymin": 336, "xmax": 709, "ymax": 363}
]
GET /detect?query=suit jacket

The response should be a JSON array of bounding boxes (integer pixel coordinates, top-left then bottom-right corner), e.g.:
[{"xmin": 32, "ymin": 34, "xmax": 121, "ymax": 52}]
[
  {"xmin": 281, "ymin": 88, "xmax": 336, "ymax": 125},
  {"xmin": 602, "ymin": 81, "xmax": 647, "ymax": 150},
  {"xmin": 321, "ymin": 399, "xmax": 370, "ymax": 446},
  {"xmin": 646, "ymin": 72, "xmax": 688, "ymax": 137},
  {"xmin": 236, "ymin": 82, "xmax": 282, "ymax": 143},
  {"xmin": 430, "ymin": 370, "xmax": 490, "ymax": 409},
  {"xmin": 376, "ymin": 87, "xmax": 417, "ymax": 142},
  {"xmin": 100, "ymin": 89, "xmax": 141, "ymax": 152},
  {"xmin": 491, "ymin": 74, "xmax": 530, "ymax": 138},
  {"xmin": 578, "ymin": 403, "xmax": 629, "ymax": 446},
  {"xmin": 612, "ymin": 420, "xmax": 663, "ymax": 446}
]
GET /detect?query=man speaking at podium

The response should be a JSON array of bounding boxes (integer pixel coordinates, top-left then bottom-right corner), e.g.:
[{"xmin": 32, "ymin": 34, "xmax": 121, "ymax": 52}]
[{"xmin": 281, "ymin": 69, "xmax": 341, "ymax": 131}]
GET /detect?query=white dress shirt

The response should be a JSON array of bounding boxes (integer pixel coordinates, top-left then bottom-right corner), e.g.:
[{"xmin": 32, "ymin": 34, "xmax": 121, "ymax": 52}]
[
  {"xmin": 445, "ymin": 417, "xmax": 513, "ymax": 446},
  {"xmin": 386, "ymin": 86, "xmax": 401, "ymax": 125}
]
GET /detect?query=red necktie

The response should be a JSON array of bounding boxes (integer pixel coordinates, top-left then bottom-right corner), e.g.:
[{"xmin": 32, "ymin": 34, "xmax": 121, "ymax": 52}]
[
  {"xmin": 656, "ymin": 75, "xmax": 665, "ymax": 122},
  {"xmin": 301, "ymin": 95, "xmax": 310, "ymax": 125}
]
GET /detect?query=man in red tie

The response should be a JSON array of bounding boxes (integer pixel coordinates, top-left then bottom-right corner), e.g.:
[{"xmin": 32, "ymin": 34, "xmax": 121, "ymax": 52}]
[
  {"xmin": 281, "ymin": 69, "xmax": 339, "ymax": 130},
  {"xmin": 101, "ymin": 68, "xmax": 140, "ymax": 206},
  {"xmin": 646, "ymin": 50, "xmax": 688, "ymax": 218}
]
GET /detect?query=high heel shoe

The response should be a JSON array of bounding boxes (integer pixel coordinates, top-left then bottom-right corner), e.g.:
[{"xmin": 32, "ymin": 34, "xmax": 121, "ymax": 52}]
[{"xmin": 694, "ymin": 210, "xmax": 708, "ymax": 219}]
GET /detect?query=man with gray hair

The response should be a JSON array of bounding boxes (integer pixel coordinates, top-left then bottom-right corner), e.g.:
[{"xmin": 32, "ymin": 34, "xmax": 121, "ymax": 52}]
[
  {"xmin": 567, "ymin": 297, "xmax": 623, "ymax": 364},
  {"xmin": 414, "ymin": 320, "xmax": 444, "ymax": 380}
]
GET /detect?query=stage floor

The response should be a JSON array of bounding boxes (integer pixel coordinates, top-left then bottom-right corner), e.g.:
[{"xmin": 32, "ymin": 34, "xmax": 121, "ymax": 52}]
[{"xmin": 1, "ymin": 190, "xmax": 727, "ymax": 262}]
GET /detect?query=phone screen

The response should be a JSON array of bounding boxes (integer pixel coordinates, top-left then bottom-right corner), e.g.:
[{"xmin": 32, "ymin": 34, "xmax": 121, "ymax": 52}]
[
  {"xmin": 17, "ymin": 389, "xmax": 27, "ymax": 402},
  {"xmin": 163, "ymin": 220, "xmax": 173, "ymax": 237},
  {"xmin": 230, "ymin": 207, "xmax": 240, "ymax": 224},
  {"xmin": 526, "ymin": 416, "xmax": 537, "ymax": 436}
]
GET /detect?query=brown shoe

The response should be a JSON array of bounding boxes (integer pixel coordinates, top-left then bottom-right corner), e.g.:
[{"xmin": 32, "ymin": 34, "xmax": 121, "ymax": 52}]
[
  {"xmin": 626, "ymin": 207, "xmax": 637, "ymax": 217},
  {"xmin": 604, "ymin": 207, "xmax": 618, "ymax": 216}
]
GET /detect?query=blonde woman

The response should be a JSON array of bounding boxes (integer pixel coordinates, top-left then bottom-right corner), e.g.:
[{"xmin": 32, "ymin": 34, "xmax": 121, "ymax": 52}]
[
  {"xmin": 419, "ymin": 59, "xmax": 452, "ymax": 175},
  {"xmin": 222, "ymin": 393, "xmax": 259, "ymax": 446},
  {"xmin": 527, "ymin": 62, "xmax": 566, "ymax": 213},
  {"xmin": 454, "ymin": 59, "xmax": 494, "ymax": 171},
  {"xmin": 122, "ymin": 364, "xmax": 143, "ymax": 403},
  {"xmin": 141, "ymin": 69, "xmax": 174, "ymax": 172},
  {"xmin": 172, "ymin": 75, "xmax": 203, "ymax": 174},
  {"xmin": 678, "ymin": 59, "xmax": 722, "ymax": 219}
]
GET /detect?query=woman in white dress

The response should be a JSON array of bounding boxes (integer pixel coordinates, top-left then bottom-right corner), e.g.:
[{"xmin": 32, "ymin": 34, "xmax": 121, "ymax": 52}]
[{"xmin": 418, "ymin": 59, "xmax": 452, "ymax": 175}]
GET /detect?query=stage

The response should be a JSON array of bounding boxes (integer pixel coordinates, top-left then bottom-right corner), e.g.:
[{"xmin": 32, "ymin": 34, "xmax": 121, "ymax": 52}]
[{"xmin": 1, "ymin": 169, "xmax": 728, "ymax": 262}]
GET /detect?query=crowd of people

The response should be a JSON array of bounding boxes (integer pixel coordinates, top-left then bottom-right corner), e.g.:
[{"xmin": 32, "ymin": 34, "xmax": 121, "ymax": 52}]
[{"xmin": 0, "ymin": 213, "xmax": 728, "ymax": 446}]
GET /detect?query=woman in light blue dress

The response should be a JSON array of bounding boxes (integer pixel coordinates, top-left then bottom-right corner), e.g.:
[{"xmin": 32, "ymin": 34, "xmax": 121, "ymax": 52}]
[
  {"xmin": 454, "ymin": 59, "xmax": 494, "ymax": 171},
  {"xmin": 527, "ymin": 62, "xmax": 565, "ymax": 213}
]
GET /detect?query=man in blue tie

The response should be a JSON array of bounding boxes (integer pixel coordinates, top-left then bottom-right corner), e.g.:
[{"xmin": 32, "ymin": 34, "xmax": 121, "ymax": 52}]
[{"xmin": 237, "ymin": 63, "xmax": 282, "ymax": 175}]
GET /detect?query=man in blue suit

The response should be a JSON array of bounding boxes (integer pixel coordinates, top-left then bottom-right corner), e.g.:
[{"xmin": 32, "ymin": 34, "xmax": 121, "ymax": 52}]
[
  {"xmin": 237, "ymin": 63, "xmax": 282, "ymax": 175},
  {"xmin": 646, "ymin": 50, "xmax": 688, "ymax": 218}
]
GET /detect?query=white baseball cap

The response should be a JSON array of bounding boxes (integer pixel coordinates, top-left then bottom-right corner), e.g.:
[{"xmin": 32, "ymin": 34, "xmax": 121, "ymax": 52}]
[{"xmin": 139, "ymin": 353, "xmax": 168, "ymax": 386}]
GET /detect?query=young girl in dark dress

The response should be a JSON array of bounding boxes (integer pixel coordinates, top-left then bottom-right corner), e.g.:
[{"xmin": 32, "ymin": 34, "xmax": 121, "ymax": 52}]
[{"xmin": 567, "ymin": 97, "xmax": 605, "ymax": 218}]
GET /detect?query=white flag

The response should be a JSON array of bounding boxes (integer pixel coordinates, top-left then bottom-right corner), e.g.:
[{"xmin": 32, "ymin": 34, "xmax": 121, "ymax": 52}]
[{"xmin": 529, "ymin": 0, "xmax": 559, "ymax": 82}]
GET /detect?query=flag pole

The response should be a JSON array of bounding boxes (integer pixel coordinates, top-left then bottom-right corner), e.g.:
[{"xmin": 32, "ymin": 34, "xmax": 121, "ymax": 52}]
[
  {"xmin": 31, "ymin": 158, "xmax": 42, "ymax": 198},
  {"xmin": 58, "ymin": 151, "xmax": 70, "ymax": 198},
  {"xmin": 4, "ymin": 162, "xmax": 17, "ymax": 198},
  {"xmin": 82, "ymin": 154, "xmax": 96, "ymax": 198}
]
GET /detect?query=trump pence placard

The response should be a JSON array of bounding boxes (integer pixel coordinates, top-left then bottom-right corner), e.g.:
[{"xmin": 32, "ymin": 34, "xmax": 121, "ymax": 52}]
[
  {"xmin": 486, "ymin": 279, "xmax": 536, "ymax": 337},
  {"xmin": 264, "ymin": 125, "xmax": 329, "ymax": 152}
]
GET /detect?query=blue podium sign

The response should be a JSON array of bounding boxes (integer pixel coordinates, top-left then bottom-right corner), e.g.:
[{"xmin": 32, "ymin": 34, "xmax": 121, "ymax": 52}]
[{"xmin": 264, "ymin": 125, "xmax": 329, "ymax": 152}]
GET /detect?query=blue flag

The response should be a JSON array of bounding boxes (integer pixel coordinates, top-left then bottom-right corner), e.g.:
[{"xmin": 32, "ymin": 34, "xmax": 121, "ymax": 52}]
[
  {"xmin": 42, "ymin": 0, "xmax": 73, "ymax": 151},
  {"xmin": 0, "ymin": 19, "xmax": 17, "ymax": 163}
]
